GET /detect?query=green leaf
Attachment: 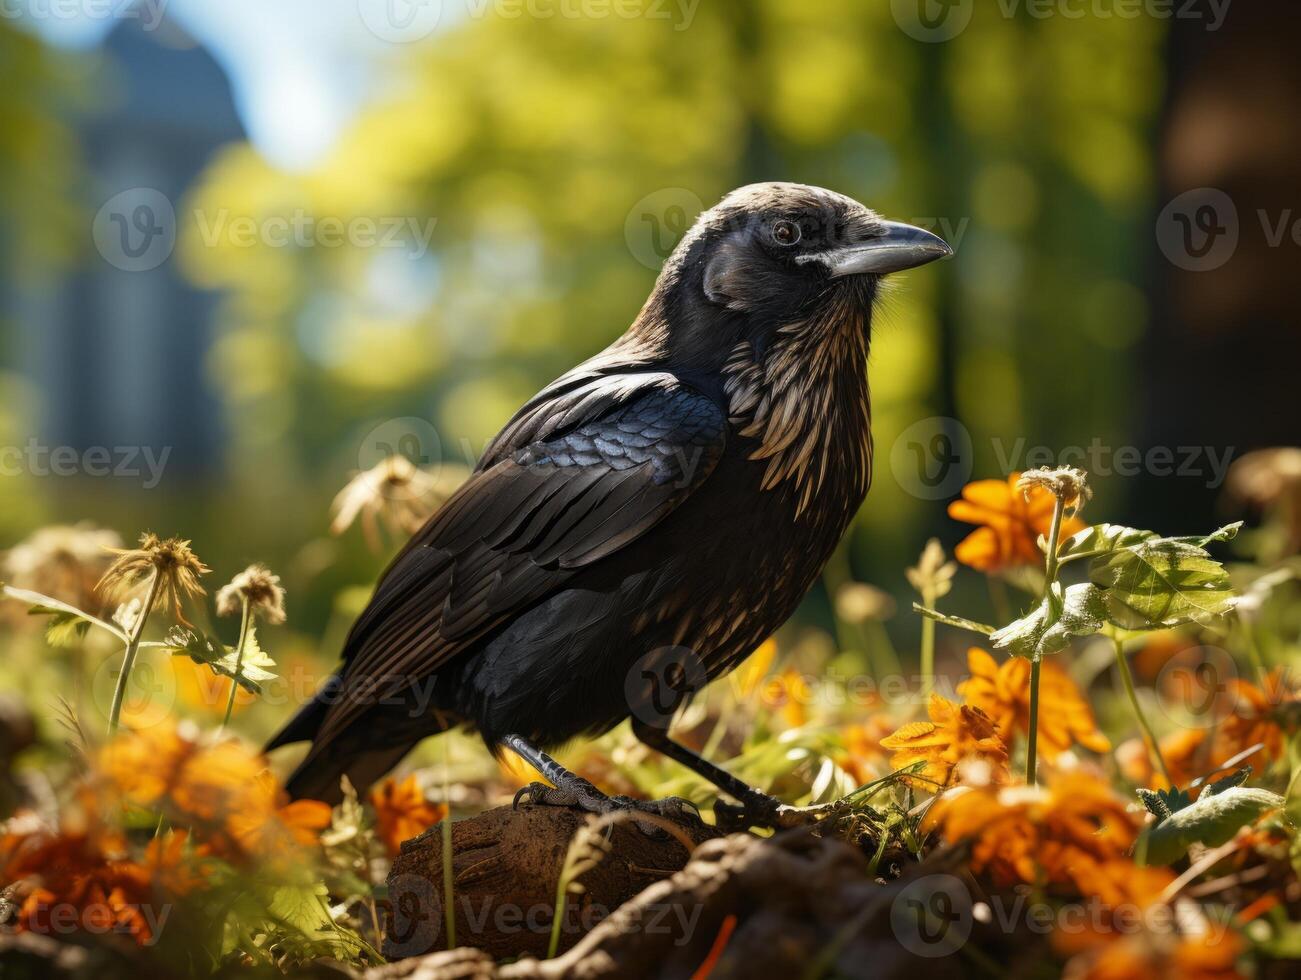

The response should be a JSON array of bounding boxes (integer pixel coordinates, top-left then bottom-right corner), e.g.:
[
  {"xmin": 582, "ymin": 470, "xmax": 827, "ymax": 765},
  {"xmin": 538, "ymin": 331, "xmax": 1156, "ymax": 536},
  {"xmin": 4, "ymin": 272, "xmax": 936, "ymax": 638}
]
[
  {"xmin": 989, "ymin": 582, "xmax": 1107, "ymax": 659},
  {"xmin": 1136, "ymin": 786, "xmax": 1190, "ymax": 820},
  {"xmin": 1090, "ymin": 536, "xmax": 1236, "ymax": 629},
  {"xmin": 910, "ymin": 603, "xmax": 994, "ymax": 636},
  {"xmin": 164, "ymin": 625, "xmax": 277, "ymax": 694},
  {"xmin": 1137, "ymin": 786, "xmax": 1285, "ymax": 865},
  {"xmin": 1059, "ymin": 523, "xmax": 1155, "ymax": 561},
  {"xmin": 213, "ymin": 625, "xmax": 278, "ymax": 692},
  {"xmin": 2, "ymin": 584, "xmax": 127, "ymax": 643}
]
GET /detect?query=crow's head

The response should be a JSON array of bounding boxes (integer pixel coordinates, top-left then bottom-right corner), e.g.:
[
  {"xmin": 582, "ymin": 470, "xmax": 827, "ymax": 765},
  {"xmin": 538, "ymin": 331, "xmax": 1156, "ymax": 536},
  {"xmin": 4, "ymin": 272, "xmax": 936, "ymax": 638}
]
[{"xmin": 633, "ymin": 182, "xmax": 951, "ymax": 369}]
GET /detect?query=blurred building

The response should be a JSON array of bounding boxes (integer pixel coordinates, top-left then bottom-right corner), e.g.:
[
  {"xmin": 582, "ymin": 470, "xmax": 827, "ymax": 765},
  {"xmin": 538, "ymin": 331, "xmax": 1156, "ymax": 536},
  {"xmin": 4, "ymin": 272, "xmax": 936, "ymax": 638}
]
[{"xmin": 19, "ymin": 15, "xmax": 242, "ymax": 481}]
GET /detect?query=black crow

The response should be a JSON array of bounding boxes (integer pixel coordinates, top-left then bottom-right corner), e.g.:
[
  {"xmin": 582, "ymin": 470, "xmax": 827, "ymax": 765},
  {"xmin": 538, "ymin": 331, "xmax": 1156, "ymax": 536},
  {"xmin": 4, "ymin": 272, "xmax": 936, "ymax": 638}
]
[{"xmin": 268, "ymin": 182, "xmax": 951, "ymax": 825}]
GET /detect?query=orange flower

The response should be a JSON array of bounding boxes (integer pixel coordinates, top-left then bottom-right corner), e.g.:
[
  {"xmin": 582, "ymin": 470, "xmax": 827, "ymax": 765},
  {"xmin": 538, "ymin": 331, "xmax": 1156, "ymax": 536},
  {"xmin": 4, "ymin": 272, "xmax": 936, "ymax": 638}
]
[
  {"xmin": 836, "ymin": 716, "xmax": 895, "ymax": 786},
  {"xmin": 948, "ymin": 473, "xmax": 1086, "ymax": 573},
  {"xmin": 924, "ymin": 772, "xmax": 1165, "ymax": 903},
  {"xmin": 369, "ymin": 775, "xmax": 448, "ymax": 857},
  {"xmin": 1117, "ymin": 729, "xmax": 1209, "ymax": 791},
  {"xmin": 880, "ymin": 692, "xmax": 1008, "ymax": 789},
  {"xmin": 759, "ymin": 667, "xmax": 812, "ymax": 730},
  {"xmin": 959, "ymin": 648, "xmax": 1110, "ymax": 761},
  {"xmin": 1056, "ymin": 920, "xmax": 1244, "ymax": 980}
]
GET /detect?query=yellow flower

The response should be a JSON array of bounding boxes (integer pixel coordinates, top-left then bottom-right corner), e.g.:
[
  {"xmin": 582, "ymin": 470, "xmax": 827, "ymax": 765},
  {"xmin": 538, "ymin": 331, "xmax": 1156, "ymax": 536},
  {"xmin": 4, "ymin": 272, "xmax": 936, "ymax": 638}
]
[
  {"xmin": 369, "ymin": 775, "xmax": 448, "ymax": 857},
  {"xmin": 97, "ymin": 532, "xmax": 210, "ymax": 622},
  {"xmin": 879, "ymin": 692, "xmax": 1009, "ymax": 789},
  {"xmin": 948, "ymin": 474, "xmax": 1086, "ymax": 573},
  {"xmin": 958, "ymin": 648, "xmax": 1110, "ymax": 760}
]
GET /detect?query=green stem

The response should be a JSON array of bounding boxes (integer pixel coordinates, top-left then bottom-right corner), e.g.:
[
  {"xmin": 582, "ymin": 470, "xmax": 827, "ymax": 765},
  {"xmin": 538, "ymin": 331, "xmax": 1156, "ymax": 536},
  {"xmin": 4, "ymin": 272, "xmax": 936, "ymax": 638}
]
[
  {"xmin": 219, "ymin": 596, "xmax": 252, "ymax": 733},
  {"xmin": 920, "ymin": 585, "xmax": 936, "ymax": 699},
  {"xmin": 107, "ymin": 571, "xmax": 161, "ymax": 736},
  {"xmin": 1026, "ymin": 658, "xmax": 1041, "ymax": 786},
  {"xmin": 1026, "ymin": 498, "xmax": 1066, "ymax": 786},
  {"xmin": 1113, "ymin": 634, "xmax": 1175, "ymax": 787}
]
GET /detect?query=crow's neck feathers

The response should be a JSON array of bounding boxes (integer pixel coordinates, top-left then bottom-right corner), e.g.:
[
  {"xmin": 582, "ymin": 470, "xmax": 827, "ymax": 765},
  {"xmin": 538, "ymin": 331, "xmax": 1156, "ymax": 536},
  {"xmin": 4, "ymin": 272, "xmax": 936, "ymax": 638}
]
[{"xmin": 722, "ymin": 288, "xmax": 873, "ymax": 520}]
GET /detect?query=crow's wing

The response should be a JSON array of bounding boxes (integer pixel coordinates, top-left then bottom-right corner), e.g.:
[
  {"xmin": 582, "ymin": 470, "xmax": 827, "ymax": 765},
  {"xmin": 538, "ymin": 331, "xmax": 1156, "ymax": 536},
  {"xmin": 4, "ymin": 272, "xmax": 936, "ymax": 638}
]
[{"xmin": 308, "ymin": 373, "xmax": 726, "ymax": 752}]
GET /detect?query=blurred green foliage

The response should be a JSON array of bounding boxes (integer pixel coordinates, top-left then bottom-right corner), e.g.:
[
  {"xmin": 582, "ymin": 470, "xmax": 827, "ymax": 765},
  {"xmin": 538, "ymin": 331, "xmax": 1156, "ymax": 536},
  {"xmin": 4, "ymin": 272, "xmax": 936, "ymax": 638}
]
[{"xmin": 2, "ymin": 3, "xmax": 1168, "ymax": 647}]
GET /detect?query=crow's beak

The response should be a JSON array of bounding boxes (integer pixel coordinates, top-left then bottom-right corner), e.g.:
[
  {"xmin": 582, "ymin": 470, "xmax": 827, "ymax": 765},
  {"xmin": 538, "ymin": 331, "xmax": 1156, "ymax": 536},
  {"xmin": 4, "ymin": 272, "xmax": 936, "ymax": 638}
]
[{"xmin": 823, "ymin": 220, "xmax": 953, "ymax": 277}]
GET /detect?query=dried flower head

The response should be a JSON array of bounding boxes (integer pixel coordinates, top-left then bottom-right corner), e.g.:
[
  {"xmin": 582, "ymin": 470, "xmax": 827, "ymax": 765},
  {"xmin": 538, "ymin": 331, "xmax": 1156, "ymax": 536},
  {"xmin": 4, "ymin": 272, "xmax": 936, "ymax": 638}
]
[
  {"xmin": 216, "ymin": 563, "xmax": 286, "ymax": 624},
  {"xmin": 2, "ymin": 523, "xmax": 122, "ymax": 609},
  {"xmin": 1017, "ymin": 466, "xmax": 1092, "ymax": 514},
  {"xmin": 834, "ymin": 581, "xmax": 896, "ymax": 624},
  {"xmin": 96, "ymin": 533, "xmax": 210, "ymax": 622},
  {"xmin": 905, "ymin": 538, "xmax": 958, "ymax": 599},
  {"xmin": 330, "ymin": 455, "xmax": 469, "ymax": 551}
]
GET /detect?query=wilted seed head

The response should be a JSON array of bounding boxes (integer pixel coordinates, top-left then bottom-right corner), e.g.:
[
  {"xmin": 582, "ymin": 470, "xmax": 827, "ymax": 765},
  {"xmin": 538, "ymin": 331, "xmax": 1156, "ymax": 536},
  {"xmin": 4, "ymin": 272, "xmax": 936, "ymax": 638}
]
[
  {"xmin": 331, "ymin": 454, "xmax": 469, "ymax": 550},
  {"xmin": 1017, "ymin": 467, "xmax": 1092, "ymax": 514},
  {"xmin": 97, "ymin": 533, "xmax": 210, "ymax": 621},
  {"xmin": 216, "ymin": 564, "xmax": 286, "ymax": 625},
  {"xmin": 906, "ymin": 538, "xmax": 957, "ymax": 599},
  {"xmin": 834, "ymin": 582, "xmax": 897, "ymax": 624}
]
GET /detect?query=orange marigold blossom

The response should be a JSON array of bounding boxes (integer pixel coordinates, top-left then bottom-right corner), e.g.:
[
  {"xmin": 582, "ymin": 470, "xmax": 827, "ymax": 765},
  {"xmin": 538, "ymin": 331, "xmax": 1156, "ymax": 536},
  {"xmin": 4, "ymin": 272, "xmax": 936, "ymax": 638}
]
[
  {"xmin": 1054, "ymin": 919, "xmax": 1244, "ymax": 980},
  {"xmin": 0, "ymin": 795, "xmax": 163, "ymax": 946},
  {"xmin": 1118, "ymin": 670, "xmax": 1295, "ymax": 792},
  {"xmin": 97, "ymin": 723, "xmax": 330, "ymax": 864},
  {"xmin": 959, "ymin": 648, "xmax": 1110, "ymax": 760},
  {"xmin": 369, "ymin": 775, "xmax": 448, "ymax": 857},
  {"xmin": 948, "ymin": 473, "xmax": 1086, "ymax": 573},
  {"xmin": 879, "ymin": 692, "xmax": 1009, "ymax": 789},
  {"xmin": 923, "ymin": 772, "xmax": 1169, "ymax": 904}
]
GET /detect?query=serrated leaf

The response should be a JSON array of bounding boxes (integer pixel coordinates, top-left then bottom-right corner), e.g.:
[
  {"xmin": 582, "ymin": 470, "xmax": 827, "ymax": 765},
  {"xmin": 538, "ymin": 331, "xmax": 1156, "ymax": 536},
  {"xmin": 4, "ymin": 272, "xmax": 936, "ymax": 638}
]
[
  {"xmin": 990, "ymin": 582, "xmax": 1107, "ymax": 659},
  {"xmin": 1137, "ymin": 786, "xmax": 1190, "ymax": 819},
  {"xmin": 1090, "ymin": 536, "xmax": 1236, "ymax": 629},
  {"xmin": 1137, "ymin": 786, "xmax": 1285, "ymax": 865},
  {"xmin": 1059, "ymin": 524, "xmax": 1156, "ymax": 560},
  {"xmin": 213, "ymin": 625, "xmax": 277, "ymax": 692},
  {"xmin": 164, "ymin": 625, "xmax": 277, "ymax": 694},
  {"xmin": 43, "ymin": 611, "xmax": 93, "ymax": 647}
]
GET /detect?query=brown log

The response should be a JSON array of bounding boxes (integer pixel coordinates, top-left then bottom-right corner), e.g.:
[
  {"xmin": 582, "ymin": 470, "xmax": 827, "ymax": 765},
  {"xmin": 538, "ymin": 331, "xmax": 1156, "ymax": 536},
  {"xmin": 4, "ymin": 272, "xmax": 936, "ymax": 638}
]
[
  {"xmin": 382, "ymin": 803, "xmax": 720, "ymax": 962},
  {"xmin": 376, "ymin": 812, "xmax": 970, "ymax": 980}
]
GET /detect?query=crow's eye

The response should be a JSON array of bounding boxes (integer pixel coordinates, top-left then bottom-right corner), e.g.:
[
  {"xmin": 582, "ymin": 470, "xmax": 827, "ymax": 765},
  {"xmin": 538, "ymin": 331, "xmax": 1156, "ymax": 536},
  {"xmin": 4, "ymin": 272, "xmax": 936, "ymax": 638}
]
[{"xmin": 772, "ymin": 220, "xmax": 801, "ymax": 246}]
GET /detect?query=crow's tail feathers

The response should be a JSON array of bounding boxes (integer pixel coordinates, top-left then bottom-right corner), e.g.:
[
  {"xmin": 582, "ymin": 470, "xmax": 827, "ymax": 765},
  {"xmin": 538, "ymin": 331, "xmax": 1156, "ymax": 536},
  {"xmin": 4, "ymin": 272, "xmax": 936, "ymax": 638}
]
[
  {"xmin": 283, "ymin": 743, "xmax": 417, "ymax": 805},
  {"xmin": 266, "ymin": 674, "xmax": 439, "ymax": 804}
]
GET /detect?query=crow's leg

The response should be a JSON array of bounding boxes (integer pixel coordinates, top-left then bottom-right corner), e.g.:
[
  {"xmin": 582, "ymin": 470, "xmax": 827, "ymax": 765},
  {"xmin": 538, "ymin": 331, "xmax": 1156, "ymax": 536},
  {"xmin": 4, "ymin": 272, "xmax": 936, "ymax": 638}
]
[
  {"xmin": 631, "ymin": 719, "xmax": 833, "ymax": 830},
  {"xmin": 500, "ymin": 734, "xmax": 700, "ymax": 832}
]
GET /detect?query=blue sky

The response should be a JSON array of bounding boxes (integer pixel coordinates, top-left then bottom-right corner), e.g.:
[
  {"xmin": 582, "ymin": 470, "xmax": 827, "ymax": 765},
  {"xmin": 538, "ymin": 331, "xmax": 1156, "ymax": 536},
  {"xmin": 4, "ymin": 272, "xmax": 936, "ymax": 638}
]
[{"xmin": 22, "ymin": 0, "xmax": 433, "ymax": 170}]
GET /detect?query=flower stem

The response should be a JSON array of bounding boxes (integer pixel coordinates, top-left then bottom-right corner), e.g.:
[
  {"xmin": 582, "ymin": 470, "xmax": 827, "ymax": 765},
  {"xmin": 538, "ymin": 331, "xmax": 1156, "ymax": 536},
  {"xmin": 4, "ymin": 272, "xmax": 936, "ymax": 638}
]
[
  {"xmin": 920, "ymin": 584, "xmax": 936, "ymax": 700},
  {"xmin": 1026, "ymin": 497, "xmax": 1066, "ymax": 786},
  {"xmin": 219, "ymin": 596, "xmax": 252, "ymax": 734},
  {"xmin": 107, "ymin": 571, "xmax": 161, "ymax": 736},
  {"xmin": 1026, "ymin": 657, "xmax": 1041, "ymax": 786},
  {"xmin": 1113, "ymin": 634, "xmax": 1175, "ymax": 787}
]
